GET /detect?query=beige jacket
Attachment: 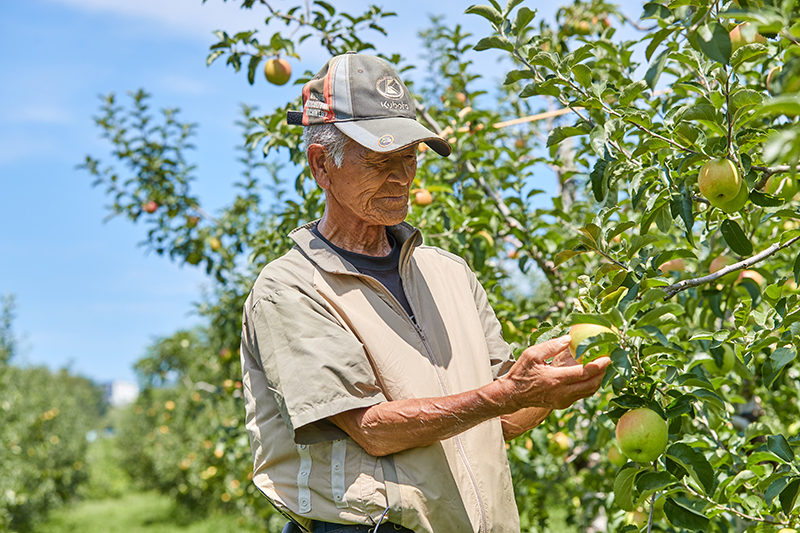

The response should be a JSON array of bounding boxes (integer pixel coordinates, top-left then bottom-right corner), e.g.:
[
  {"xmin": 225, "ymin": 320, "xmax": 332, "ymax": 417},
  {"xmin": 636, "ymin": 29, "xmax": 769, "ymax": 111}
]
[{"xmin": 240, "ymin": 221, "xmax": 520, "ymax": 533}]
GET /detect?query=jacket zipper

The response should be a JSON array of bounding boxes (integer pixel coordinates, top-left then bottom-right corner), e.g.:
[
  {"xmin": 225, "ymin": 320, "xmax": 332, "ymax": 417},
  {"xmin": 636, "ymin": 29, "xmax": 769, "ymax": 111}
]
[{"xmin": 351, "ymin": 264, "xmax": 489, "ymax": 533}]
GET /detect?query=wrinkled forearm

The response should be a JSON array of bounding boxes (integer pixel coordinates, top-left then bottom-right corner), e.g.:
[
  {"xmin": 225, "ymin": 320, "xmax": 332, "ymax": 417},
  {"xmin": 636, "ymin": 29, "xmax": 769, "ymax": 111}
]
[{"xmin": 329, "ymin": 379, "xmax": 517, "ymax": 456}]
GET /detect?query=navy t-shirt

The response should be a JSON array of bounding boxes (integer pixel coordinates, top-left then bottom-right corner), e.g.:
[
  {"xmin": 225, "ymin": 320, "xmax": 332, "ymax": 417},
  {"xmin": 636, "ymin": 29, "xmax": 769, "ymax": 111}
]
[{"xmin": 312, "ymin": 224, "xmax": 414, "ymax": 319}]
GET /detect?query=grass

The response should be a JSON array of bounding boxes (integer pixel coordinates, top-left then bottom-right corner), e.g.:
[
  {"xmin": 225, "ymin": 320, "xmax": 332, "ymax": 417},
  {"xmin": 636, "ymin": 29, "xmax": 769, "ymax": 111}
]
[{"xmin": 34, "ymin": 491, "xmax": 267, "ymax": 533}]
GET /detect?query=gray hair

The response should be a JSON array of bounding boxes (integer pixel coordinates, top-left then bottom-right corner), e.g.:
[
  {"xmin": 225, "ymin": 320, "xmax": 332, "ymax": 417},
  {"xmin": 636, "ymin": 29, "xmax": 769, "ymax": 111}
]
[{"xmin": 304, "ymin": 123, "xmax": 352, "ymax": 168}]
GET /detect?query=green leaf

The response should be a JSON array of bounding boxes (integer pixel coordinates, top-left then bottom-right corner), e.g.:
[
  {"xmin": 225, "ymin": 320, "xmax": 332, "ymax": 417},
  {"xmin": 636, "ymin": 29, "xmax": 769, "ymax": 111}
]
[
  {"xmin": 731, "ymin": 43, "xmax": 768, "ymax": 68},
  {"xmin": 664, "ymin": 498, "xmax": 710, "ymax": 531},
  {"xmin": 503, "ymin": 69, "xmax": 536, "ymax": 85},
  {"xmin": 590, "ymin": 158, "xmax": 609, "ymax": 202},
  {"xmin": 465, "ymin": 4, "xmax": 503, "ymax": 25},
  {"xmin": 665, "ymin": 443, "xmax": 715, "ymax": 495},
  {"xmin": 750, "ymin": 190, "xmax": 784, "ymax": 207},
  {"xmin": 645, "ymin": 49, "xmax": 669, "ymax": 89},
  {"xmin": 767, "ymin": 434, "xmax": 794, "ymax": 462},
  {"xmin": 636, "ymin": 471, "xmax": 677, "ymax": 504},
  {"xmin": 753, "ymin": 94, "xmax": 800, "ymax": 119},
  {"xmin": 794, "ymin": 249, "xmax": 800, "ymax": 284},
  {"xmin": 766, "ymin": 475, "xmax": 795, "ymax": 505},
  {"xmin": 614, "ymin": 467, "xmax": 639, "ymax": 512},
  {"xmin": 546, "ymin": 123, "xmax": 591, "ymax": 147},
  {"xmin": 692, "ymin": 21, "xmax": 732, "ymax": 65},
  {"xmin": 636, "ymin": 303, "xmax": 685, "ymax": 327},
  {"xmin": 628, "ymin": 235, "xmax": 660, "ymax": 259},
  {"xmin": 565, "ymin": 44, "xmax": 595, "ymax": 67},
  {"xmin": 247, "ymin": 54, "xmax": 262, "ymax": 85},
  {"xmin": 619, "ymin": 80, "xmax": 649, "ymax": 107},
  {"xmin": 720, "ymin": 219, "xmax": 753, "ymax": 256},
  {"xmin": 554, "ymin": 250, "xmax": 584, "ymax": 266},
  {"xmin": 567, "ymin": 313, "xmax": 616, "ymax": 329},
  {"xmin": 474, "ymin": 35, "xmax": 514, "ymax": 52},
  {"xmin": 572, "ymin": 64, "xmax": 592, "ymax": 88},
  {"xmin": 780, "ymin": 479, "xmax": 800, "ymax": 515},
  {"xmin": 513, "ymin": 6, "xmax": 535, "ymax": 33}
]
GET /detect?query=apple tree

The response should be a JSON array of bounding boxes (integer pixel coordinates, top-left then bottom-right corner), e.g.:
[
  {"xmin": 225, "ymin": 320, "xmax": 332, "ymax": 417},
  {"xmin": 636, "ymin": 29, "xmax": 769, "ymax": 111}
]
[
  {"xmin": 0, "ymin": 295, "xmax": 106, "ymax": 531},
  {"xmin": 82, "ymin": 0, "xmax": 800, "ymax": 531}
]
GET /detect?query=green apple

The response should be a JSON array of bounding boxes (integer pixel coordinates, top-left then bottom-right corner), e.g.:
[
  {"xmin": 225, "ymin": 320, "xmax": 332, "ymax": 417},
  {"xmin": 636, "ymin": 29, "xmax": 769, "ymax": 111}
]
[
  {"xmin": 615, "ymin": 408, "xmax": 668, "ymax": 463},
  {"xmin": 608, "ymin": 442, "xmax": 627, "ymax": 467},
  {"xmin": 568, "ymin": 323, "xmax": 615, "ymax": 361},
  {"xmin": 765, "ymin": 175, "xmax": 799, "ymax": 200},
  {"xmin": 698, "ymin": 159, "xmax": 743, "ymax": 210},
  {"xmin": 715, "ymin": 182, "xmax": 749, "ymax": 213},
  {"xmin": 703, "ymin": 344, "xmax": 735, "ymax": 374}
]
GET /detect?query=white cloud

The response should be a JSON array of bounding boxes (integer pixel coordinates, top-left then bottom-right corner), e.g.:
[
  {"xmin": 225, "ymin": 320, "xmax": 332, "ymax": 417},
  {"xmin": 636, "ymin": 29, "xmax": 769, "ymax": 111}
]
[{"xmin": 6, "ymin": 103, "xmax": 73, "ymax": 125}]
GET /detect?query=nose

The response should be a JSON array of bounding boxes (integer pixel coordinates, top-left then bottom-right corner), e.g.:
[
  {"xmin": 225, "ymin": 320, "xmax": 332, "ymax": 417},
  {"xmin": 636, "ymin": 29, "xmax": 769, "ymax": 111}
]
[{"xmin": 385, "ymin": 153, "xmax": 416, "ymax": 185}]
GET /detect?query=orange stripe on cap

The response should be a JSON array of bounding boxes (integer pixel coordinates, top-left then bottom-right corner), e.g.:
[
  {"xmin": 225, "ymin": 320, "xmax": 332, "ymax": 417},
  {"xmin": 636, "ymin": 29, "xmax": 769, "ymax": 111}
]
[
  {"xmin": 301, "ymin": 82, "xmax": 311, "ymax": 126},
  {"xmin": 322, "ymin": 57, "xmax": 338, "ymax": 123}
]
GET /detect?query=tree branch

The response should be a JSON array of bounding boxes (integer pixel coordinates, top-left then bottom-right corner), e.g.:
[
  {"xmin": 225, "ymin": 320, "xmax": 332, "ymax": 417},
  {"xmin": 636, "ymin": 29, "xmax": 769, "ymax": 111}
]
[{"xmin": 663, "ymin": 236, "xmax": 800, "ymax": 299}]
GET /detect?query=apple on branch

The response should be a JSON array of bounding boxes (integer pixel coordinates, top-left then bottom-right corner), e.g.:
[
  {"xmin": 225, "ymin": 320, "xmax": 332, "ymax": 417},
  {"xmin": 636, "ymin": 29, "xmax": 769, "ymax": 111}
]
[
  {"xmin": 264, "ymin": 58, "xmax": 291, "ymax": 86},
  {"xmin": 764, "ymin": 175, "xmax": 799, "ymax": 200},
  {"xmin": 698, "ymin": 158, "xmax": 748, "ymax": 213},
  {"xmin": 568, "ymin": 323, "xmax": 617, "ymax": 362},
  {"xmin": 658, "ymin": 258, "xmax": 685, "ymax": 273},
  {"xmin": 615, "ymin": 407, "xmax": 668, "ymax": 463}
]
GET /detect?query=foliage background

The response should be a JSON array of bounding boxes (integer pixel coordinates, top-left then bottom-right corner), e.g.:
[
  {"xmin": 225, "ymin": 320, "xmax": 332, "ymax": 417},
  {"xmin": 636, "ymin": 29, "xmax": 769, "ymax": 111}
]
[{"xmin": 4, "ymin": 0, "xmax": 800, "ymax": 531}]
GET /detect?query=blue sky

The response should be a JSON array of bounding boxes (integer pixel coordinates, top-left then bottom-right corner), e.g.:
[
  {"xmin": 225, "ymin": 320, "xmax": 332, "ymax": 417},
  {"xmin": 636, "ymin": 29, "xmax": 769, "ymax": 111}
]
[{"xmin": 0, "ymin": 0, "xmax": 644, "ymax": 384}]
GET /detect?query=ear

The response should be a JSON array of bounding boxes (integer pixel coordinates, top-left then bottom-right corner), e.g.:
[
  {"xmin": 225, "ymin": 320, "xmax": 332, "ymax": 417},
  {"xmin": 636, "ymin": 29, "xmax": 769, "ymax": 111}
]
[{"xmin": 307, "ymin": 144, "xmax": 331, "ymax": 190}]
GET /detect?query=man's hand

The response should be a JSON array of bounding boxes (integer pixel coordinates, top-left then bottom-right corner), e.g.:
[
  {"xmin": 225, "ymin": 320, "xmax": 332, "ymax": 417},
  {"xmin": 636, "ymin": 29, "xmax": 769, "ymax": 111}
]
[{"xmin": 498, "ymin": 335, "xmax": 611, "ymax": 412}]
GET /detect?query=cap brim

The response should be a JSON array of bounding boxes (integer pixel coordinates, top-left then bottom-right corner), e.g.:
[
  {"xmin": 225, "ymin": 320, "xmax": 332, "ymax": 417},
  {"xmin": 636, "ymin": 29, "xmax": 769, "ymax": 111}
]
[{"xmin": 335, "ymin": 117, "xmax": 451, "ymax": 157}]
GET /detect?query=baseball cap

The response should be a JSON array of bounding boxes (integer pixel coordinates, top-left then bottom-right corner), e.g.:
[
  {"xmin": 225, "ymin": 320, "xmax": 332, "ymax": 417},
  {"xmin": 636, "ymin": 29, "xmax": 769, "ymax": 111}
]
[{"xmin": 287, "ymin": 52, "xmax": 451, "ymax": 157}]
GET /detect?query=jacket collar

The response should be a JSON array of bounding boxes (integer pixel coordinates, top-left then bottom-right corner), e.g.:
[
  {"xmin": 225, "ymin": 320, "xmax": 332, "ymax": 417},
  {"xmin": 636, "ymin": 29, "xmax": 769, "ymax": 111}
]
[{"xmin": 289, "ymin": 219, "xmax": 423, "ymax": 274}]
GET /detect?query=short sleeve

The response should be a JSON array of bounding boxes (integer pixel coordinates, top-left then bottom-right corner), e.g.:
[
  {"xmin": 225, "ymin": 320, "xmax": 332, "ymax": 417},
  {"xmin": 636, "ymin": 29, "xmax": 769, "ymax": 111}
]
[
  {"xmin": 247, "ymin": 284, "xmax": 387, "ymax": 441},
  {"xmin": 468, "ymin": 270, "xmax": 516, "ymax": 379}
]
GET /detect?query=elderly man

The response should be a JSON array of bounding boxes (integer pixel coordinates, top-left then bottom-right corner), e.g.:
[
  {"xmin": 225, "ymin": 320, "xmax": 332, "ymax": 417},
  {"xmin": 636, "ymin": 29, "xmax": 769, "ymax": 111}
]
[{"xmin": 240, "ymin": 52, "xmax": 610, "ymax": 533}]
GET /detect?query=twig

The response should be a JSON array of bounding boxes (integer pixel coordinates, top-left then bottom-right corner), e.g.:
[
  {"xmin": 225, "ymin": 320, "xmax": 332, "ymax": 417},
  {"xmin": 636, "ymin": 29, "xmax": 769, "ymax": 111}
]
[
  {"xmin": 681, "ymin": 482, "xmax": 784, "ymax": 526},
  {"xmin": 663, "ymin": 235, "xmax": 800, "ymax": 299},
  {"xmin": 753, "ymin": 165, "xmax": 800, "ymax": 190}
]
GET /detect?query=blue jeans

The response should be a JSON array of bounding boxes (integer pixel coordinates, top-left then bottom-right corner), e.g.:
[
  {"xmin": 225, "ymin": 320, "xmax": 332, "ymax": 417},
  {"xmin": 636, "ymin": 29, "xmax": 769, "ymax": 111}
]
[{"xmin": 312, "ymin": 521, "xmax": 413, "ymax": 533}]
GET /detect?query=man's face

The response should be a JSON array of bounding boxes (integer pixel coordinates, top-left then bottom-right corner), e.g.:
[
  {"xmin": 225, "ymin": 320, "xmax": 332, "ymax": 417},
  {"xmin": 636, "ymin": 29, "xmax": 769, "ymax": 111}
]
[{"xmin": 325, "ymin": 142, "xmax": 418, "ymax": 227}]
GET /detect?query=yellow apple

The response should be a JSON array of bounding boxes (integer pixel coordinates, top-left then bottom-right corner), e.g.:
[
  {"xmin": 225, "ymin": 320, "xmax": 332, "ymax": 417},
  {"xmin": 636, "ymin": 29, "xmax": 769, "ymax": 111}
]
[
  {"xmin": 568, "ymin": 323, "xmax": 616, "ymax": 361},
  {"xmin": 615, "ymin": 408, "xmax": 668, "ymax": 463},
  {"xmin": 264, "ymin": 58, "xmax": 291, "ymax": 86},
  {"xmin": 698, "ymin": 159, "xmax": 743, "ymax": 211}
]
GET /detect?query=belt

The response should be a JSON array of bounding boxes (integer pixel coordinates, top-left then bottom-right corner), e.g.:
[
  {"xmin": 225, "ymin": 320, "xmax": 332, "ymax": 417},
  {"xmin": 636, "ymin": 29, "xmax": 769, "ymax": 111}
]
[{"xmin": 312, "ymin": 520, "xmax": 413, "ymax": 533}]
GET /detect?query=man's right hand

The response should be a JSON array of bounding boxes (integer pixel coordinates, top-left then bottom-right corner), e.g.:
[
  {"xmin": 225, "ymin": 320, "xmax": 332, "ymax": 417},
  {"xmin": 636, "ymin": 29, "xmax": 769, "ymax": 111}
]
[{"xmin": 498, "ymin": 335, "xmax": 611, "ymax": 412}]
